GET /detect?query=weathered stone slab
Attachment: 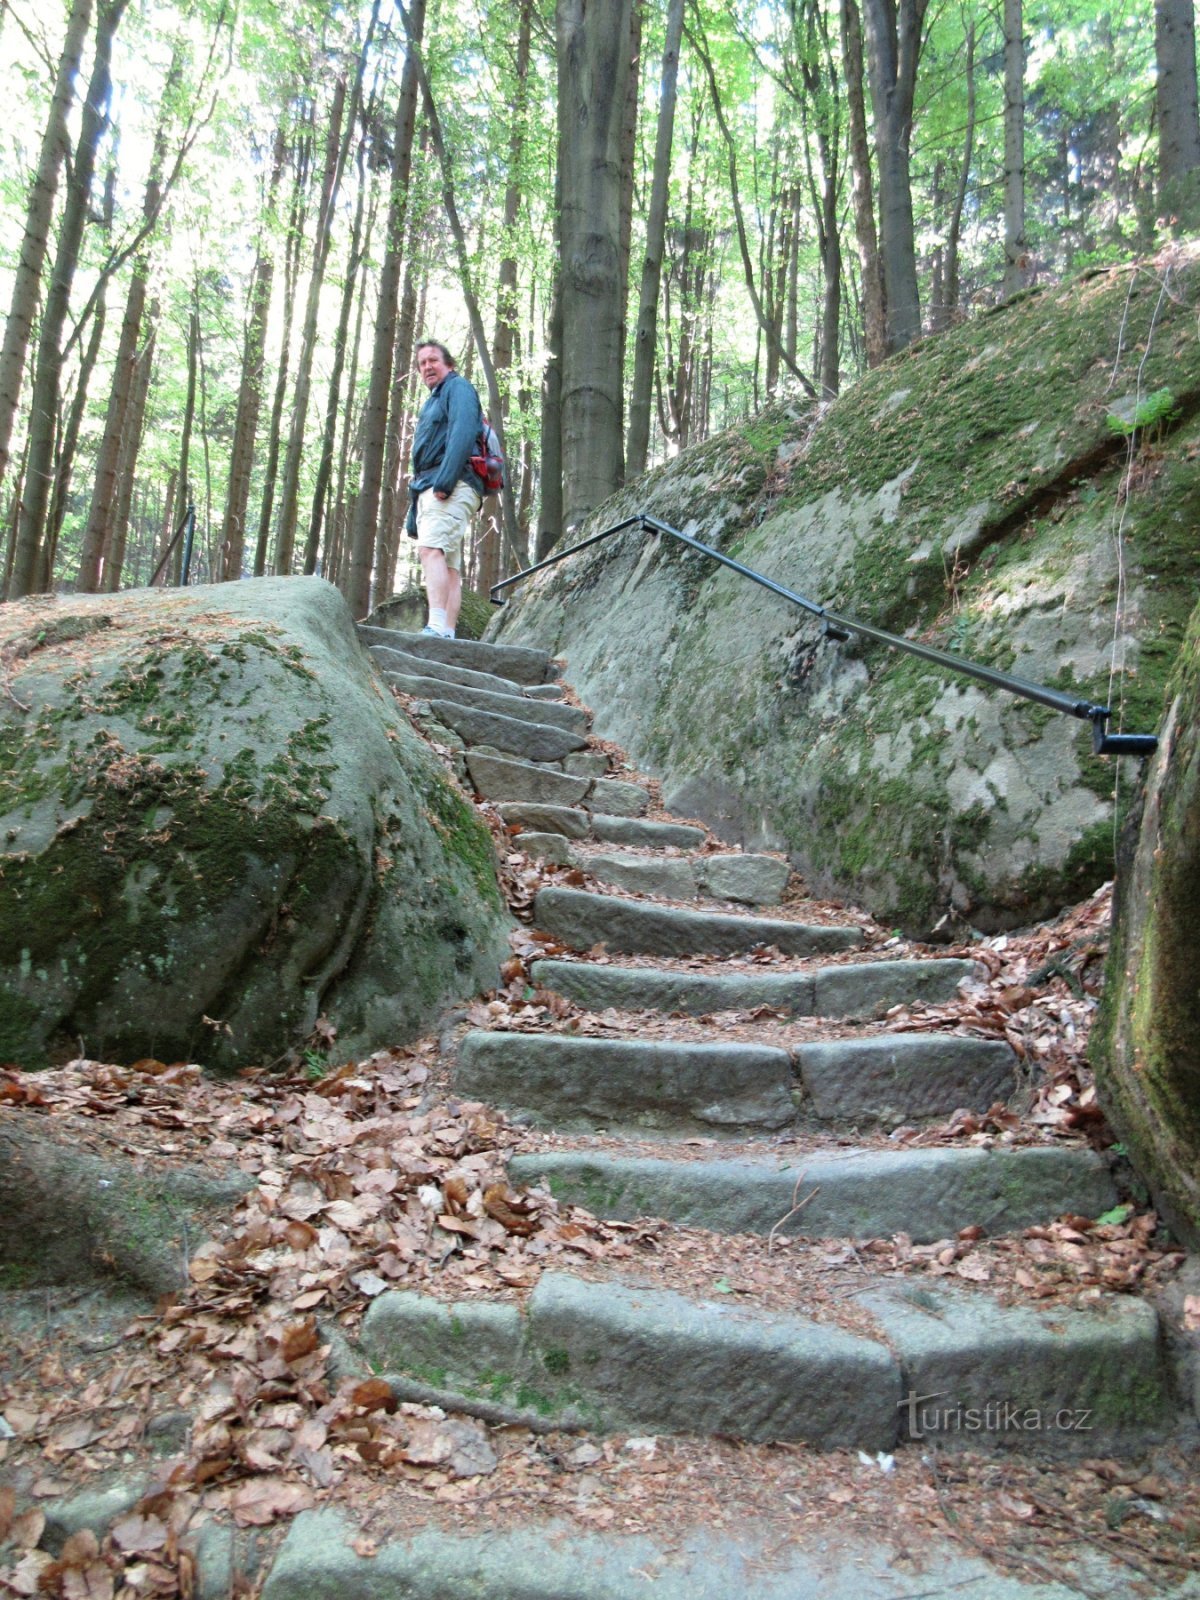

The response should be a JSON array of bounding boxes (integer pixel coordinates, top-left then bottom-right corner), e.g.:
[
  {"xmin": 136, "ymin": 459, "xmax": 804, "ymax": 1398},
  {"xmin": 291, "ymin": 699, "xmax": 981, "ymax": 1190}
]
[
  {"xmin": 529, "ymin": 959, "xmax": 818, "ymax": 1015},
  {"xmin": 510, "ymin": 831, "xmax": 573, "ymax": 865},
  {"xmin": 526, "ymin": 1273, "xmax": 899, "ymax": 1447},
  {"xmin": 361, "ymin": 1292, "xmax": 527, "ymax": 1390},
  {"xmin": 464, "ymin": 753, "xmax": 590, "ymax": 806},
  {"xmin": 861, "ymin": 1283, "xmax": 1170, "ymax": 1449},
  {"xmin": 534, "ymin": 887, "xmax": 863, "ymax": 957},
  {"xmin": 562, "ymin": 751, "xmax": 610, "ymax": 777},
  {"xmin": 591, "ymin": 814, "xmax": 706, "ymax": 848},
  {"xmin": 522, "ymin": 682, "xmax": 568, "ymax": 701},
  {"xmin": 813, "ymin": 958, "xmax": 983, "ymax": 1018},
  {"xmin": 429, "ymin": 701, "xmax": 587, "ymax": 762},
  {"xmin": 796, "ymin": 1034, "xmax": 1016, "ymax": 1123},
  {"xmin": 497, "ymin": 803, "xmax": 590, "ymax": 838},
  {"xmin": 585, "ymin": 851, "xmax": 698, "ymax": 898},
  {"xmin": 508, "ymin": 1145, "xmax": 1118, "ymax": 1241},
  {"xmin": 455, "ymin": 1031, "xmax": 796, "ymax": 1134},
  {"xmin": 698, "ymin": 854, "xmax": 790, "ymax": 905},
  {"xmin": 358, "ymin": 627, "xmax": 553, "ymax": 685},
  {"xmin": 385, "ymin": 673, "xmax": 587, "ymax": 734},
  {"xmin": 367, "ymin": 643, "xmax": 521, "ymax": 696},
  {"xmin": 586, "ymin": 777, "xmax": 649, "ymax": 816}
]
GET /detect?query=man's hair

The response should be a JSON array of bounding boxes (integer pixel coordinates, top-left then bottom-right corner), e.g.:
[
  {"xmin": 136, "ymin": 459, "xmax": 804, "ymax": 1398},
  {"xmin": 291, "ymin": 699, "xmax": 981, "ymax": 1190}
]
[{"xmin": 416, "ymin": 339, "xmax": 455, "ymax": 369}]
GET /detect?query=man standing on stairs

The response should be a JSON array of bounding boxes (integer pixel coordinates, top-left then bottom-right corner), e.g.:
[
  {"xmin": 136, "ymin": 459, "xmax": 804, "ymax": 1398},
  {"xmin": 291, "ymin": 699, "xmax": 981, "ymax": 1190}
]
[{"xmin": 407, "ymin": 339, "xmax": 484, "ymax": 639}]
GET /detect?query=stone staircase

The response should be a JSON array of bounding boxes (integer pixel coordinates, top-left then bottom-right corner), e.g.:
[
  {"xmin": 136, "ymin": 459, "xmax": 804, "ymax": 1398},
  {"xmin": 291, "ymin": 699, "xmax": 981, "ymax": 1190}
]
[{"xmin": 351, "ymin": 624, "xmax": 1176, "ymax": 1464}]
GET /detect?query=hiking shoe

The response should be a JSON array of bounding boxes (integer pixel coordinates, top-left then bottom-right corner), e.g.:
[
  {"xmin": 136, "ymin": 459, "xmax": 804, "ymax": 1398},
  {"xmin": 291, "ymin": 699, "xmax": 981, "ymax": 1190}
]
[{"xmin": 420, "ymin": 625, "xmax": 449, "ymax": 637}]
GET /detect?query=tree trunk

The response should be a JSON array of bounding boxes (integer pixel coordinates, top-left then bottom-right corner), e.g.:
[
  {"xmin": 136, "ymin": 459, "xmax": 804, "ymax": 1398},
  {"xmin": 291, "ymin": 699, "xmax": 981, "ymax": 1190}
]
[
  {"xmin": 1155, "ymin": 0, "xmax": 1200, "ymax": 223},
  {"xmin": 220, "ymin": 126, "xmax": 285, "ymax": 581},
  {"xmin": 537, "ymin": 269, "xmax": 564, "ymax": 559},
  {"xmin": 617, "ymin": 0, "xmax": 643, "ymax": 347},
  {"xmin": 273, "ymin": 73, "xmax": 350, "ymax": 576},
  {"xmin": 9, "ymin": 0, "xmax": 128, "ymax": 599},
  {"xmin": 76, "ymin": 51, "xmax": 179, "ymax": 593},
  {"xmin": 558, "ymin": 0, "xmax": 633, "ymax": 532},
  {"xmin": 860, "ymin": 0, "xmax": 925, "ymax": 352},
  {"xmin": 304, "ymin": 148, "xmax": 375, "ymax": 576},
  {"xmin": 626, "ymin": 0, "xmax": 684, "ymax": 480},
  {"xmin": 346, "ymin": 0, "xmax": 424, "ymax": 619},
  {"xmin": 375, "ymin": 202, "xmax": 424, "ymax": 608},
  {"xmin": 1002, "ymin": 0, "xmax": 1027, "ymax": 299},
  {"xmin": 477, "ymin": 0, "xmax": 535, "ymax": 596},
  {"xmin": 0, "ymin": 0, "xmax": 93, "ymax": 492},
  {"xmin": 931, "ymin": 19, "xmax": 974, "ymax": 330},
  {"xmin": 841, "ymin": 0, "xmax": 887, "ymax": 367},
  {"xmin": 173, "ymin": 302, "xmax": 199, "ymax": 585},
  {"xmin": 102, "ymin": 313, "xmax": 156, "ymax": 592}
]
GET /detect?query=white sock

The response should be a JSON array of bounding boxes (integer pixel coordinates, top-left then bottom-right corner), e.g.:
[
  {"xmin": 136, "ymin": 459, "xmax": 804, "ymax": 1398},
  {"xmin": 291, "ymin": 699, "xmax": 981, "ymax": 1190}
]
[{"xmin": 428, "ymin": 607, "xmax": 447, "ymax": 632}]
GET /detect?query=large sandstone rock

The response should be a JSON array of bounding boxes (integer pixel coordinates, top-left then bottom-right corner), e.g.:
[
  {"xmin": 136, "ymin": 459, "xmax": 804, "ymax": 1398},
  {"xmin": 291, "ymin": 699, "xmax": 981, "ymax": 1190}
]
[
  {"xmin": 1092, "ymin": 592, "xmax": 1200, "ymax": 1246},
  {"xmin": 0, "ymin": 578, "xmax": 510, "ymax": 1068},
  {"xmin": 490, "ymin": 250, "xmax": 1200, "ymax": 933}
]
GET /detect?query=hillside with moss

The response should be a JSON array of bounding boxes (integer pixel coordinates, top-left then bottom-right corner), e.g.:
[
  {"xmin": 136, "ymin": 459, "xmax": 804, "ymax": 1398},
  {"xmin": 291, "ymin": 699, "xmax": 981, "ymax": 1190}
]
[{"xmin": 491, "ymin": 246, "xmax": 1200, "ymax": 934}]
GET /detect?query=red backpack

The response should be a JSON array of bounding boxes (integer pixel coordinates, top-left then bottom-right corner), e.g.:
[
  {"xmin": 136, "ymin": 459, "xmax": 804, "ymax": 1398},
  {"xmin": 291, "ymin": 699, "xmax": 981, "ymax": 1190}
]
[{"xmin": 470, "ymin": 419, "xmax": 505, "ymax": 494}]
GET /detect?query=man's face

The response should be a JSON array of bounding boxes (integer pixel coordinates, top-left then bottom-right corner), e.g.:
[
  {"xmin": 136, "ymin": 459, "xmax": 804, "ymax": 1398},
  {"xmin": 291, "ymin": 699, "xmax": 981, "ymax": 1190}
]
[{"xmin": 417, "ymin": 345, "xmax": 451, "ymax": 388}]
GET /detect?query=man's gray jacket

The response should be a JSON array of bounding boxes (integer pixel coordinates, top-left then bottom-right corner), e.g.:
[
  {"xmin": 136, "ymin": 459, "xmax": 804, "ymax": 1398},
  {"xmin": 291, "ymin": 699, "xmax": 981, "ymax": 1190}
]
[{"xmin": 410, "ymin": 371, "xmax": 483, "ymax": 498}]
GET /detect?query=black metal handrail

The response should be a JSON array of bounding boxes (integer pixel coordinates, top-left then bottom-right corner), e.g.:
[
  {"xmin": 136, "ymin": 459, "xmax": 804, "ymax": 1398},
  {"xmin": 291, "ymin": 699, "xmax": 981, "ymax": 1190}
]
[{"xmin": 491, "ymin": 511, "xmax": 1158, "ymax": 758}]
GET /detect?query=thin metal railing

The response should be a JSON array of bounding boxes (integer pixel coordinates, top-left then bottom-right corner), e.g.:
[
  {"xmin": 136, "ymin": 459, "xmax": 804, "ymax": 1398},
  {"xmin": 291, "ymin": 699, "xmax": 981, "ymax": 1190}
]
[{"xmin": 490, "ymin": 510, "xmax": 1157, "ymax": 757}]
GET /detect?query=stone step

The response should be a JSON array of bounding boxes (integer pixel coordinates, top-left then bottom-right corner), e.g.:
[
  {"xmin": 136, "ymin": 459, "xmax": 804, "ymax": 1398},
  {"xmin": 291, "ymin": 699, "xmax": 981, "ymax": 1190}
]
[
  {"xmin": 358, "ymin": 1269, "xmax": 1168, "ymax": 1452},
  {"xmin": 456, "ymin": 1031, "xmax": 795, "ymax": 1135},
  {"xmin": 796, "ymin": 1033, "xmax": 1016, "ymax": 1124},
  {"xmin": 530, "ymin": 955, "xmax": 983, "ymax": 1019},
  {"xmin": 368, "ymin": 642, "xmax": 524, "ymax": 697},
  {"xmin": 383, "ymin": 671, "xmax": 589, "ymax": 735},
  {"xmin": 591, "ymin": 814, "xmax": 706, "ymax": 847},
  {"xmin": 464, "ymin": 751, "xmax": 588, "ymax": 804},
  {"xmin": 260, "ymin": 1509, "xmax": 1164, "ymax": 1599},
  {"xmin": 428, "ymin": 699, "xmax": 587, "ymax": 762},
  {"xmin": 457, "ymin": 1029, "xmax": 1015, "ymax": 1133},
  {"xmin": 507, "ymin": 1143, "xmax": 1117, "ymax": 1241},
  {"xmin": 357, "ymin": 625, "xmax": 554, "ymax": 685},
  {"xmin": 567, "ymin": 849, "xmax": 789, "ymax": 905},
  {"xmin": 498, "ymin": 802, "xmax": 591, "ymax": 838},
  {"xmin": 534, "ymin": 886, "xmax": 863, "ymax": 957}
]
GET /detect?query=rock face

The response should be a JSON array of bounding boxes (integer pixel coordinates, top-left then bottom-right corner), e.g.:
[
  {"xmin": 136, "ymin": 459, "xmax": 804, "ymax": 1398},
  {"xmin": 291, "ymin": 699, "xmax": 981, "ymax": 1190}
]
[
  {"xmin": 0, "ymin": 578, "xmax": 510, "ymax": 1068},
  {"xmin": 1092, "ymin": 593, "xmax": 1200, "ymax": 1246},
  {"xmin": 489, "ymin": 251, "xmax": 1200, "ymax": 933}
]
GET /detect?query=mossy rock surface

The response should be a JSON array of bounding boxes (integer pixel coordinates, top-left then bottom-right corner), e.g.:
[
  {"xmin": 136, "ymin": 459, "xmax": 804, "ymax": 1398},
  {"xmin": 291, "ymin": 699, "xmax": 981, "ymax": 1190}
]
[
  {"xmin": 0, "ymin": 577, "xmax": 510, "ymax": 1068},
  {"xmin": 490, "ymin": 247, "xmax": 1200, "ymax": 933},
  {"xmin": 1091, "ymin": 591, "xmax": 1200, "ymax": 1246}
]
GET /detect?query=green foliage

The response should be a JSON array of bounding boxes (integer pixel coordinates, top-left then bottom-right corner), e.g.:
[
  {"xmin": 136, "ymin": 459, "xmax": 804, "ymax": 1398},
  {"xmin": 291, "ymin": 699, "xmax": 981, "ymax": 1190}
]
[{"xmin": 1106, "ymin": 388, "xmax": 1179, "ymax": 437}]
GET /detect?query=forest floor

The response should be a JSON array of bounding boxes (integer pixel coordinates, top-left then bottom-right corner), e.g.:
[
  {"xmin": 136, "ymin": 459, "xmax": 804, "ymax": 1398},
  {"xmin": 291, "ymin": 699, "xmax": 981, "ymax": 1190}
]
[{"xmin": 2, "ymin": 776, "xmax": 1199, "ymax": 1595}]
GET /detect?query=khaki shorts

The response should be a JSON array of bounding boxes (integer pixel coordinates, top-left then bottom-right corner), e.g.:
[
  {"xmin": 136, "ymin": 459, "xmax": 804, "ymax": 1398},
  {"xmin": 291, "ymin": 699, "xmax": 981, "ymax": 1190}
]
[{"xmin": 416, "ymin": 481, "xmax": 481, "ymax": 572}]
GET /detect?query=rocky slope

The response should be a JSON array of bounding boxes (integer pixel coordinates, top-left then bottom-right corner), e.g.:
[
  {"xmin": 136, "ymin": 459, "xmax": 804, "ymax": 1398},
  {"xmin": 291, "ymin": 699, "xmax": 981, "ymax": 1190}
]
[{"xmin": 490, "ymin": 245, "xmax": 1200, "ymax": 936}]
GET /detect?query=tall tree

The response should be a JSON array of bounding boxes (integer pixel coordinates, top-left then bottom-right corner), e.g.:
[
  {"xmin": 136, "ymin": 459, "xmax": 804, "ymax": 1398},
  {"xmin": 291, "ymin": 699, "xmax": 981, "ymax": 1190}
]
[
  {"xmin": 860, "ymin": 0, "xmax": 927, "ymax": 351},
  {"xmin": 626, "ymin": 0, "xmax": 684, "ymax": 479},
  {"xmin": 841, "ymin": 0, "xmax": 887, "ymax": 367},
  {"xmin": 0, "ymin": 0, "xmax": 93, "ymax": 492},
  {"xmin": 1155, "ymin": 0, "xmax": 1200, "ymax": 223},
  {"xmin": 556, "ymin": 0, "xmax": 634, "ymax": 532},
  {"xmin": 1002, "ymin": 0, "xmax": 1027, "ymax": 299},
  {"xmin": 9, "ymin": 0, "xmax": 128, "ymax": 599}
]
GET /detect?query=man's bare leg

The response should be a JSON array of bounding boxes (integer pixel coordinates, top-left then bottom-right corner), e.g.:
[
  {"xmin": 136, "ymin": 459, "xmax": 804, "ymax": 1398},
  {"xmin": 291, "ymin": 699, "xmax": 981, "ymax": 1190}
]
[{"xmin": 418, "ymin": 545, "xmax": 456, "ymax": 634}]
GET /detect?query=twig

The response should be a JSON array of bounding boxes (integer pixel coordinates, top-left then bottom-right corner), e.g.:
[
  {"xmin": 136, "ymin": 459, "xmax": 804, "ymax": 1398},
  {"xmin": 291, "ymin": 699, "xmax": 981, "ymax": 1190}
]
[
  {"xmin": 767, "ymin": 1171, "xmax": 820, "ymax": 1253},
  {"xmin": 383, "ymin": 1373, "xmax": 587, "ymax": 1435}
]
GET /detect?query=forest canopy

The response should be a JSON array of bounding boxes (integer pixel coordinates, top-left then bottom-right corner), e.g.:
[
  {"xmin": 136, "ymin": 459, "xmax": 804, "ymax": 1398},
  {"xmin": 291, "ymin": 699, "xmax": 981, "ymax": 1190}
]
[{"xmin": 0, "ymin": 0, "xmax": 1195, "ymax": 613}]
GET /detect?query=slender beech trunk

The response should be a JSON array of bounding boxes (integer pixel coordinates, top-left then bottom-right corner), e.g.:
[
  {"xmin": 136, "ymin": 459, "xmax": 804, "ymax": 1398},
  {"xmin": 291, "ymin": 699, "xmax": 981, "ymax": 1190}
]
[
  {"xmin": 77, "ymin": 53, "xmax": 179, "ymax": 593},
  {"xmin": 102, "ymin": 316, "xmax": 156, "ymax": 591},
  {"xmin": 557, "ymin": 0, "xmax": 633, "ymax": 532},
  {"xmin": 0, "ymin": 0, "xmax": 93, "ymax": 491},
  {"xmin": 537, "ymin": 231, "xmax": 564, "ymax": 558},
  {"xmin": 931, "ymin": 19, "xmax": 974, "ymax": 330},
  {"xmin": 346, "ymin": 0, "xmax": 425, "ymax": 618},
  {"xmin": 841, "ymin": 0, "xmax": 887, "ymax": 366},
  {"xmin": 626, "ymin": 0, "xmax": 684, "ymax": 479},
  {"xmin": 47, "ymin": 271, "xmax": 108, "ymax": 559},
  {"xmin": 221, "ymin": 126, "xmax": 286, "ymax": 580},
  {"xmin": 1002, "ymin": 0, "xmax": 1027, "ymax": 299},
  {"xmin": 305, "ymin": 150, "xmax": 374, "ymax": 575},
  {"xmin": 254, "ymin": 133, "xmax": 308, "ymax": 577},
  {"xmin": 9, "ymin": 0, "xmax": 128, "ymax": 599},
  {"xmin": 617, "ymin": 0, "xmax": 643, "ymax": 343},
  {"xmin": 172, "ymin": 302, "xmax": 199, "ymax": 585},
  {"xmin": 273, "ymin": 73, "xmax": 350, "ymax": 575},
  {"xmin": 375, "ymin": 202, "xmax": 424, "ymax": 606},
  {"xmin": 861, "ymin": 0, "xmax": 927, "ymax": 352},
  {"xmin": 477, "ymin": 0, "xmax": 534, "ymax": 595}
]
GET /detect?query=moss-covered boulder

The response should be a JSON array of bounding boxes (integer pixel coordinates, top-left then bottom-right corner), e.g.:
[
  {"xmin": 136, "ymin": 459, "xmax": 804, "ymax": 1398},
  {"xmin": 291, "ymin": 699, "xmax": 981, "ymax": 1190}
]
[
  {"xmin": 1091, "ymin": 594, "xmax": 1200, "ymax": 1246},
  {"xmin": 0, "ymin": 577, "xmax": 510, "ymax": 1068},
  {"xmin": 491, "ymin": 248, "xmax": 1200, "ymax": 933}
]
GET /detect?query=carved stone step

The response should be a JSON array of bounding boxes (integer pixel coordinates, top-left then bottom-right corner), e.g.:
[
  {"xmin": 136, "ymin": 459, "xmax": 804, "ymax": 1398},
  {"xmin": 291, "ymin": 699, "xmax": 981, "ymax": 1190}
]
[
  {"xmin": 357, "ymin": 625, "xmax": 555, "ymax": 685},
  {"xmin": 534, "ymin": 886, "xmax": 863, "ymax": 957}
]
